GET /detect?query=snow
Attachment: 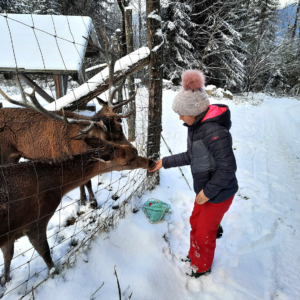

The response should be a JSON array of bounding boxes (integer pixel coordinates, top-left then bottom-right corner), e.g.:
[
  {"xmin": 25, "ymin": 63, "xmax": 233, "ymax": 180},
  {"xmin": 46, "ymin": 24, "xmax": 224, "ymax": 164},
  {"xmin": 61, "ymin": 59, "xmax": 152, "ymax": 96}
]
[
  {"xmin": 44, "ymin": 47, "xmax": 150, "ymax": 111},
  {"xmin": 85, "ymin": 63, "xmax": 108, "ymax": 73},
  {"xmin": 148, "ymin": 10, "xmax": 162, "ymax": 22},
  {"xmin": 205, "ymin": 85, "xmax": 217, "ymax": 91},
  {"xmin": 156, "ymin": 29, "xmax": 163, "ymax": 38},
  {"xmin": 152, "ymin": 30, "xmax": 164, "ymax": 53},
  {"xmin": 125, "ymin": 6, "xmax": 133, "ymax": 11},
  {"xmin": 167, "ymin": 21, "xmax": 175, "ymax": 31},
  {"xmin": 0, "ymin": 14, "xmax": 93, "ymax": 73},
  {"xmin": 1, "ymin": 90, "xmax": 300, "ymax": 299}
]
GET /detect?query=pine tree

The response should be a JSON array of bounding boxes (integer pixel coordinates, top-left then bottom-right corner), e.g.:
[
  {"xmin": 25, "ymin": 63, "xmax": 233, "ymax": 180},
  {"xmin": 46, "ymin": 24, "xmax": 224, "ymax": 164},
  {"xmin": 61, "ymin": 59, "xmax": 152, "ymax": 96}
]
[
  {"xmin": 0, "ymin": 0, "xmax": 15, "ymax": 13},
  {"xmin": 24, "ymin": 0, "xmax": 61, "ymax": 15},
  {"xmin": 268, "ymin": 2, "xmax": 300, "ymax": 95},
  {"xmin": 190, "ymin": 0, "xmax": 246, "ymax": 90},
  {"xmin": 0, "ymin": 0, "xmax": 29, "ymax": 13},
  {"xmin": 242, "ymin": 0, "xmax": 280, "ymax": 92},
  {"xmin": 161, "ymin": 0, "xmax": 198, "ymax": 85}
]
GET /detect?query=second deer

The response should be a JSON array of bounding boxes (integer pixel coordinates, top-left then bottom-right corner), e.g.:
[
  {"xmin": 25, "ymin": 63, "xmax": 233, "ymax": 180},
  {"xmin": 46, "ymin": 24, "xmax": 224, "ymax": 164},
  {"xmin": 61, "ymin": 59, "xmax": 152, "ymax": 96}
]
[{"xmin": 0, "ymin": 140, "xmax": 155, "ymax": 285}]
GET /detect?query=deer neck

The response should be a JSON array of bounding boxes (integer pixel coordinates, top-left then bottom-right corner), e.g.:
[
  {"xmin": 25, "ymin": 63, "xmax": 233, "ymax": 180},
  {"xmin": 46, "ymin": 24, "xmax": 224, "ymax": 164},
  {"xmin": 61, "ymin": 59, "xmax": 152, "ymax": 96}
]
[{"xmin": 59, "ymin": 153, "xmax": 113, "ymax": 196}]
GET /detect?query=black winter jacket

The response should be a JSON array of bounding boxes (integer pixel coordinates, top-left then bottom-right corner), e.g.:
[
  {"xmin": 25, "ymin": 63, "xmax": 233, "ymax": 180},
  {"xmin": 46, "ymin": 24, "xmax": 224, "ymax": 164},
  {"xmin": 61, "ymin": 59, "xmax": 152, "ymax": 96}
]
[{"xmin": 162, "ymin": 104, "xmax": 238, "ymax": 203}]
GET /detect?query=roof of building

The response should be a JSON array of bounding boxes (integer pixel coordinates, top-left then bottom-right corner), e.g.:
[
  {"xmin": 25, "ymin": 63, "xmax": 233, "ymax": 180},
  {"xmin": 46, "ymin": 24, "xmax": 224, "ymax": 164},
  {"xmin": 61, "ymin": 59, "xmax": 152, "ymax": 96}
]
[{"xmin": 0, "ymin": 13, "xmax": 98, "ymax": 75}]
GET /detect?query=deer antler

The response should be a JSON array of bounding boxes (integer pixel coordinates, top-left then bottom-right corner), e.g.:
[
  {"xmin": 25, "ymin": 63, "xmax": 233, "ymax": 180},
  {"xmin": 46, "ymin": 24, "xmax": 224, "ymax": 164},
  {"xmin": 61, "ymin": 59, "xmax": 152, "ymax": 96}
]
[
  {"xmin": 83, "ymin": 28, "xmax": 136, "ymax": 118},
  {"xmin": 116, "ymin": 108, "xmax": 135, "ymax": 119},
  {"xmin": 112, "ymin": 88, "xmax": 137, "ymax": 110},
  {"xmin": 95, "ymin": 88, "xmax": 137, "ymax": 113},
  {"xmin": 0, "ymin": 87, "xmax": 107, "ymax": 133}
]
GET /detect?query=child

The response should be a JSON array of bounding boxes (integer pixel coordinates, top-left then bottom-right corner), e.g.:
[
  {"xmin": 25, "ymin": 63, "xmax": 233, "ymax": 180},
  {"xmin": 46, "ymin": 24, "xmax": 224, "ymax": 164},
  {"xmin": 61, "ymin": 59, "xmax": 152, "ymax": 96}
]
[{"xmin": 150, "ymin": 70, "xmax": 238, "ymax": 278}]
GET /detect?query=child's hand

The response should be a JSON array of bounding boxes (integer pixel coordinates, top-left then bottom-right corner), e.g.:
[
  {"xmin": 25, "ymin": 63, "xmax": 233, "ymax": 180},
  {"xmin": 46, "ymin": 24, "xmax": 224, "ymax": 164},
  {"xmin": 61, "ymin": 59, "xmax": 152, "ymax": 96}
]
[
  {"xmin": 196, "ymin": 190, "xmax": 209, "ymax": 205},
  {"xmin": 149, "ymin": 159, "xmax": 163, "ymax": 172}
]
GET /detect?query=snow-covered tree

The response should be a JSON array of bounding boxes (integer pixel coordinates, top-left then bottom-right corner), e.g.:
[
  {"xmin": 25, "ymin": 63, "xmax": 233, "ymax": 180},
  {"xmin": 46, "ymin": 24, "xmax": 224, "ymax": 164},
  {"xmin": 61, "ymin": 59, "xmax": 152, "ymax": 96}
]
[
  {"xmin": 22, "ymin": 0, "xmax": 61, "ymax": 15},
  {"xmin": 242, "ymin": 0, "xmax": 280, "ymax": 92},
  {"xmin": 0, "ymin": 0, "xmax": 15, "ymax": 13},
  {"xmin": 266, "ymin": 2, "xmax": 300, "ymax": 95},
  {"xmin": 0, "ymin": 0, "xmax": 30, "ymax": 13},
  {"xmin": 161, "ymin": 0, "xmax": 198, "ymax": 85},
  {"xmin": 190, "ymin": 0, "xmax": 246, "ymax": 90}
]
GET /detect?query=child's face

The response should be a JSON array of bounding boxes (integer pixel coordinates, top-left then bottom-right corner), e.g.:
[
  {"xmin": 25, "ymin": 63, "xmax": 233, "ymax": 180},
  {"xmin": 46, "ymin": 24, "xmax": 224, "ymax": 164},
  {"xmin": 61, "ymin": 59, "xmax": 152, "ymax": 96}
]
[{"xmin": 179, "ymin": 115, "xmax": 196, "ymax": 126}]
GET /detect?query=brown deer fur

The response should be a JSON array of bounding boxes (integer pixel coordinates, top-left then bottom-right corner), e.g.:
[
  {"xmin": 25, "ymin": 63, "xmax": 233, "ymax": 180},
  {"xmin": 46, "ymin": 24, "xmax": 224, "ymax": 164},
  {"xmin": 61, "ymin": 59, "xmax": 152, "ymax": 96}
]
[
  {"xmin": 0, "ymin": 144, "xmax": 155, "ymax": 285},
  {"xmin": 0, "ymin": 108, "xmax": 130, "ymax": 206}
]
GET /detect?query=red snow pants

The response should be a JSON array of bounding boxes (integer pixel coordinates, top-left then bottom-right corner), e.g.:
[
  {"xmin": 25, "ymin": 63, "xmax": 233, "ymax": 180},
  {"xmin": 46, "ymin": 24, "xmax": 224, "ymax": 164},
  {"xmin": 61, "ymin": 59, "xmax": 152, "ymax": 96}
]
[{"xmin": 188, "ymin": 195, "xmax": 234, "ymax": 273}]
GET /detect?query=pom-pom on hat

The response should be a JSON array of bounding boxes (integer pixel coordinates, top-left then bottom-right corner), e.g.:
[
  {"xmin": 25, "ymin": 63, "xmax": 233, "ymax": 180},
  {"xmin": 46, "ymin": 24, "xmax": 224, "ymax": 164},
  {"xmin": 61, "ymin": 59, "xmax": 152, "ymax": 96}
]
[
  {"xmin": 181, "ymin": 69, "xmax": 205, "ymax": 90},
  {"xmin": 172, "ymin": 70, "xmax": 209, "ymax": 116}
]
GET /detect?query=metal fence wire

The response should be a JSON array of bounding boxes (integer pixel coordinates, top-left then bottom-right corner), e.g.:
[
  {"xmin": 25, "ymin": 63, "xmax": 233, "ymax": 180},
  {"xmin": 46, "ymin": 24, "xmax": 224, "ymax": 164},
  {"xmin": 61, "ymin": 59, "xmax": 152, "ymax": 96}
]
[{"xmin": 0, "ymin": 13, "xmax": 161, "ymax": 299}]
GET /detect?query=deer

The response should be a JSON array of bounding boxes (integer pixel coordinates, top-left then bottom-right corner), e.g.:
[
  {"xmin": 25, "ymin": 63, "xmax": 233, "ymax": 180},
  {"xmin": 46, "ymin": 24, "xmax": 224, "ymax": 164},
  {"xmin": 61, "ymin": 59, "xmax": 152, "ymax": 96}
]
[
  {"xmin": 0, "ymin": 140, "xmax": 155, "ymax": 285},
  {"xmin": 0, "ymin": 28, "xmax": 137, "ymax": 208}
]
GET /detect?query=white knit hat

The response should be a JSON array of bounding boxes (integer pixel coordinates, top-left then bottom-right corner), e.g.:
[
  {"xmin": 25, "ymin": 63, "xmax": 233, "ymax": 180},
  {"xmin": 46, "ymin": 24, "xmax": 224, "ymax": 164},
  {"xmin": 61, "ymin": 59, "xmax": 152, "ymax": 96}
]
[{"xmin": 172, "ymin": 70, "xmax": 210, "ymax": 116}]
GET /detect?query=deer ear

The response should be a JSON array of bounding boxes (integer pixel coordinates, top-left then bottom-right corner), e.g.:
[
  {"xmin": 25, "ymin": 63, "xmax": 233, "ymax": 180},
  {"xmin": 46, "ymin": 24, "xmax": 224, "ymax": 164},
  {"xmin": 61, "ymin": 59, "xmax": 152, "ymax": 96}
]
[
  {"xmin": 71, "ymin": 133, "xmax": 87, "ymax": 140},
  {"xmin": 83, "ymin": 138, "xmax": 106, "ymax": 148}
]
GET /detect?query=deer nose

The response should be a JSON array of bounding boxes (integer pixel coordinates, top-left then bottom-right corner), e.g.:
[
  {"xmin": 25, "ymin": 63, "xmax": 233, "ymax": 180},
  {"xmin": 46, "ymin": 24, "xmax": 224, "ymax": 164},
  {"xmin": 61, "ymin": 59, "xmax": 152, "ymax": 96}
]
[{"xmin": 149, "ymin": 159, "xmax": 156, "ymax": 169}]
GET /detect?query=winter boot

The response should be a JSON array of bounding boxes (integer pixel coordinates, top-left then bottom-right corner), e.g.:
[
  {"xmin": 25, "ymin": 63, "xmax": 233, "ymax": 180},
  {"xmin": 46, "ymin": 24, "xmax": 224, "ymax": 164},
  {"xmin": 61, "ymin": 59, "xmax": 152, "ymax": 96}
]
[
  {"xmin": 181, "ymin": 256, "xmax": 191, "ymax": 263},
  {"xmin": 187, "ymin": 268, "xmax": 211, "ymax": 278},
  {"xmin": 216, "ymin": 224, "xmax": 223, "ymax": 239}
]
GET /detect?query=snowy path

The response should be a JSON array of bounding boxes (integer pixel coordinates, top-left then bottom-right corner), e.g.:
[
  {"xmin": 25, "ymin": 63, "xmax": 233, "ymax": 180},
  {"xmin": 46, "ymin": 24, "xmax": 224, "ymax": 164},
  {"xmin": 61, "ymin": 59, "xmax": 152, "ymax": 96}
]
[
  {"xmin": 222, "ymin": 98, "xmax": 300, "ymax": 300},
  {"xmin": 2, "ymin": 92, "xmax": 300, "ymax": 300}
]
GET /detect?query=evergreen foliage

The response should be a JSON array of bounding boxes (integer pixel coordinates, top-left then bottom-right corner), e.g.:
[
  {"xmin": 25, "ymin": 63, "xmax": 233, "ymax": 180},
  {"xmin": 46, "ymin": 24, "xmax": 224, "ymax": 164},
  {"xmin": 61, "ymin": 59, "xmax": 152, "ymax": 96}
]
[
  {"xmin": 27, "ymin": 0, "xmax": 61, "ymax": 15},
  {"xmin": 242, "ymin": 0, "xmax": 280, "ymax": 92},
  {"xmin": 161, "ymin": 0, "xmax": 197, "ymax": 85},
  {"xmin": 1, "ymin": 0, "xmax": 300, "ymax": 96},
  {"xmin": 189, "ymin": 0, "xmax": 246, "ymax": 90},
  {"xmin": 0, "ymin": 0, "xmax": 27, "ymax": 13}
]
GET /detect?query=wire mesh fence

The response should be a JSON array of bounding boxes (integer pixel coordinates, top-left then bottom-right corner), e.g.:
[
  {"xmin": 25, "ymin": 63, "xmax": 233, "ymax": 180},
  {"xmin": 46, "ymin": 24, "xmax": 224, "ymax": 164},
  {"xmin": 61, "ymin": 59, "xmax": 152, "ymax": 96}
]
[{"xmin": 0, "ymin": 12, "xmax": 161, "ymax": 299}]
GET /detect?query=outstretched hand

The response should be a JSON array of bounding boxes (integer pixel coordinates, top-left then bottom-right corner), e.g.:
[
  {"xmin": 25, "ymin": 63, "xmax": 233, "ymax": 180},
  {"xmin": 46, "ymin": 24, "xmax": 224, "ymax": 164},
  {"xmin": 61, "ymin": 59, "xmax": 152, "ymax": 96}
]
[
  {"xmin": 196, "ymin": 190, "xmax": 209, "ymax": 205},
  {"xmin": 149, "ymin": 159, "xmax": 163, "ymax": 172}
]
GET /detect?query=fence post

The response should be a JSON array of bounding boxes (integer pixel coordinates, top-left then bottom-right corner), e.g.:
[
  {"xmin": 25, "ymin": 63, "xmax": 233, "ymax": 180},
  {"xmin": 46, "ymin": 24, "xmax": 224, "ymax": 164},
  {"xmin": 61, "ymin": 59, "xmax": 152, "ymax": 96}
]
[
  {"xmin": 125, "ymin": 7, "xmax": 136, "ymax": 142},
  {"xmin": 146, "ymin": 0, "xmax": 163, "ymax": 187}
]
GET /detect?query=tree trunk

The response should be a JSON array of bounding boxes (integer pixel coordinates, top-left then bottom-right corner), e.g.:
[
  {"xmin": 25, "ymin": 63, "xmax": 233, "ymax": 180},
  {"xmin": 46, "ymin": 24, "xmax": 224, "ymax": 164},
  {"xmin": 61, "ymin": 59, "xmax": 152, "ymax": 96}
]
[
  {"xmin": 116, "ymin": 29, "xmax": 123, "ymax": 114},
  {"xmin": 138, "ymin": 0, "xmax": 142, "ymax": 48},
  {"xmin": 117, "ymin": 0, "xmax": 128, "ymax": 57},
  {"xmin": 125, "ymin": 7, "xmax": 136, "ymax": 142},
  {"xmin": 146, "ymin": 0, "xmax": 163, "ymax": 187},
  {"xmin": 292, "ymin": 0, "xmax": 300, "ymax": 39}
]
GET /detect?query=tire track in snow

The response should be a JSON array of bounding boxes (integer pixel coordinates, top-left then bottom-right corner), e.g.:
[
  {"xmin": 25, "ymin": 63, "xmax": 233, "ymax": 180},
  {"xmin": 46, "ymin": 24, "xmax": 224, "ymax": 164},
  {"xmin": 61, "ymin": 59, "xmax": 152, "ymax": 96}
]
[{"xmin": 265, "ymin": 102, "xmax": 300, "ymax": 299}]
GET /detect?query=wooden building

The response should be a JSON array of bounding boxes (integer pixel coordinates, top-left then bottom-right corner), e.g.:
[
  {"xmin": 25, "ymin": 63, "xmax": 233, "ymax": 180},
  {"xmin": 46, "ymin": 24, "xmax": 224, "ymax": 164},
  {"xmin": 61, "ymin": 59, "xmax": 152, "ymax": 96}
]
[{"xmin": 0, "ymin": 13, "xmax": 100, "ymax": 104}]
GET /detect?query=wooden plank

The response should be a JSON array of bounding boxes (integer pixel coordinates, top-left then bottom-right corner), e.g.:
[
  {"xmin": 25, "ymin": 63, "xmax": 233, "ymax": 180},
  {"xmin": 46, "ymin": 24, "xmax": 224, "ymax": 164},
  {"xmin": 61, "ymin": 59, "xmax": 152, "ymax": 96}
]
[
  {"xmin": 54, "ymin": 74, "xmax": 69, "ymax": 99},
  {"xmin": 0, "ymin": 67, "xmax": 77, "ymax": 75},
  {"xmin": 78, "ymin": 63, "xmax": 86, "ymax": 85},
  {"xmin": 62, "ymin": 75, "xmax": 68, "ymax": 95},
  {"xmin": 18, "ymin": 74, "xmax": 55, "ymax": 103},
  {"xmin": 55, "ymin": 75, "xmax": 61, "ymax": 99}
]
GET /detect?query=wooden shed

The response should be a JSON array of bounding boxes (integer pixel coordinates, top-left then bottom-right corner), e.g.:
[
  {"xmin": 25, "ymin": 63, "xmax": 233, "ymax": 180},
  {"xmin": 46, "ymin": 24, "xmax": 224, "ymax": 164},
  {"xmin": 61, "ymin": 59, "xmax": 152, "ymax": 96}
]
[{"xmin": 0, "ymin": 13, "xmax": 100, "ymax": 103}]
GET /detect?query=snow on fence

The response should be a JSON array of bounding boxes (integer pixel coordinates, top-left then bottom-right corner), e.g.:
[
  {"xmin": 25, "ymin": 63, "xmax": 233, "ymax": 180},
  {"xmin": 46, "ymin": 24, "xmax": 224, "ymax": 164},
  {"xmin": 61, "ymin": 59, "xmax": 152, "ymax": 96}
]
[{"xmin": 0, "ymin": 13, "xmax": 158, "ymax": 299}]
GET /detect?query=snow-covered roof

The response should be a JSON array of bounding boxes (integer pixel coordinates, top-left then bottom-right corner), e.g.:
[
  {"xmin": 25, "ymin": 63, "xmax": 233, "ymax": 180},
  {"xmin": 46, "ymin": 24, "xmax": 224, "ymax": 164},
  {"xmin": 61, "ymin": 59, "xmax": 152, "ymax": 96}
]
[{"xmin": 0, "ymin": 14, "xmax": 96, "ymax": 75}]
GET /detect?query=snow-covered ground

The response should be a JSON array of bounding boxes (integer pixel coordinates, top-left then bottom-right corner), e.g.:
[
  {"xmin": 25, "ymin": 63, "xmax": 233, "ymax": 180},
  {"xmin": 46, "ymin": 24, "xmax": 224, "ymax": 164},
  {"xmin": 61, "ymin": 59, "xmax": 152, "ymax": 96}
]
[{"xmin": 1, "ymin": 89, "xmax": 300, "ymax": 299}]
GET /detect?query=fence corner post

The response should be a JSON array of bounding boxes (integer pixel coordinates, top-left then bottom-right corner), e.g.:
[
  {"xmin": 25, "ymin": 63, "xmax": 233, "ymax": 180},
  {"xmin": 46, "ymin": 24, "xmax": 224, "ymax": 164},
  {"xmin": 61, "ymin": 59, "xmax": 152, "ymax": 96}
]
[{"xmin": 146, "ymin": 0, "xmax": 163, "ymax": 188}]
